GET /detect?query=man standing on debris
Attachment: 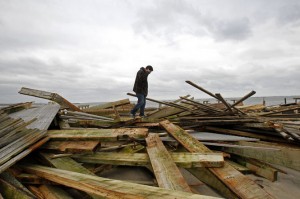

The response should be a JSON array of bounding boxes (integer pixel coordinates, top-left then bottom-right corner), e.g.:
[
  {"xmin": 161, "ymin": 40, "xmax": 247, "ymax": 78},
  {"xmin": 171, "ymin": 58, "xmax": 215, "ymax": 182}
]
[{"xmin": 130, "ymin": 65, "xmax": 153, "ymax": 118}]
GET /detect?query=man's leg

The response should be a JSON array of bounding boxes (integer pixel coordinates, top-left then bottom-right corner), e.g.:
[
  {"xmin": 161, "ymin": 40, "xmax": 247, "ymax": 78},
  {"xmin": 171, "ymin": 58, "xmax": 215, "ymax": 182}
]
[
  {"xmin": 130, "ymin": 94, "xmax": 145, "ymax": 116},
  {"xmin": 139, "ymin": 95, "xmax": 146, "ymax": 116}
]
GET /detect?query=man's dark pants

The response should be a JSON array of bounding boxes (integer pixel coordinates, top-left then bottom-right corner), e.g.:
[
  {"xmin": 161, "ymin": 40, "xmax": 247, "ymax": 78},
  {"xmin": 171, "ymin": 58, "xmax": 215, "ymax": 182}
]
[{"xmin": 130, "ymin": 93, "xmax": 146, "ymax": 116}]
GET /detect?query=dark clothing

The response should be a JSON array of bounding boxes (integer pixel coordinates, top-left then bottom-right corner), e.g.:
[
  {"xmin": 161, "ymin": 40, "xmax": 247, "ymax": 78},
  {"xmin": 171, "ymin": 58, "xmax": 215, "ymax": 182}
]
[
  {"xmin": 130, "ymin": 93, "xmax": 146, "ymax": 116},
  {"xmin": 131, "ymin": 67, "xmax": 149, "ymax": 116},
  {"xmin": 133, "ymin": 67, "xmax": 149, "ymax": 97}
]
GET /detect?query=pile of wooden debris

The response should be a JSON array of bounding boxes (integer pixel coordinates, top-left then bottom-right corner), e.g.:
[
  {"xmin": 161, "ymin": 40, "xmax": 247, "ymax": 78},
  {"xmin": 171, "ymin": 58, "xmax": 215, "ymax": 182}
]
[{"xmin": 0, "ymin": 81, "xmax": 299, "ymax": 199}]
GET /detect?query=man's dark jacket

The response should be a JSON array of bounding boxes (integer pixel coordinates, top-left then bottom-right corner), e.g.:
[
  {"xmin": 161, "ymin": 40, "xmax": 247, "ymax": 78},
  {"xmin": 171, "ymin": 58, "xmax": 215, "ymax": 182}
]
[{"xmin": 133, "ymin": 67, "xmax": 149, "ymax": 96}]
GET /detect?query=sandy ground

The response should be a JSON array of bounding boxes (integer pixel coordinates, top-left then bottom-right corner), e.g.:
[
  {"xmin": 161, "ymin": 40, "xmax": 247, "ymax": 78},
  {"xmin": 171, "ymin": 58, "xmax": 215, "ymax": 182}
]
[{"xmin": 99, "ymin": 165, "xmax": 300, "ymax": 199}]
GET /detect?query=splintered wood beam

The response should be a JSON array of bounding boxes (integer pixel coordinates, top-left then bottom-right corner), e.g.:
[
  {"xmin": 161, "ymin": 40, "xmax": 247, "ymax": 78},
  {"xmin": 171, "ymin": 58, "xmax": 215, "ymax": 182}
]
[
  {"xmin": 18, "ymin": 87, "xmax": 81, "ymax": 111},
  {"xmin": 72, "ymin": 152, "xmax": 224, "ymax": 168},
  {"xmin": 146, "ymin": 133, "xmax": 192, "ymax": 192},
  {"xmin": 160, "ymin": 120, "xmax": 274, "ymax": 199},
  {"xmin": 83, "ymin": 98, "xmax": 130, "ymax": 111},
  {"xmin": 47, "ymin": 128, "xmax": 148, "ymax": 141},
  {"xmin": 223, "ymin": 141, "xmax": 300, "ymax": 171},
  {"xmin": 22, "ymin": 164, "xmax": 220, "ymax": 199},
  {"xmin": 215, "ymin": 93, "xmax": 234, "ymax": 114},
  {"xmin": 39, "ymin": 153, "xmax": 101, "ymax": 199}
]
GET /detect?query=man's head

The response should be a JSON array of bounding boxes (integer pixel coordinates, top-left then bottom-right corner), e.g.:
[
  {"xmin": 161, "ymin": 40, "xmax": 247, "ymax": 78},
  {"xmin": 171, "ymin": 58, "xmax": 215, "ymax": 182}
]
[{"xmin": 145, "ymin": 65, "xmax": 153, "ymax": 73}]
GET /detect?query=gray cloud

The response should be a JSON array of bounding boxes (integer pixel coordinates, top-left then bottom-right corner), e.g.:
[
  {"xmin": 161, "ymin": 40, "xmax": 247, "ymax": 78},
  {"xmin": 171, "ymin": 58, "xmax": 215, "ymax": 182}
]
[{"xmin": 0, "ymin": 0, "xmax": 299, "ymax": 103}]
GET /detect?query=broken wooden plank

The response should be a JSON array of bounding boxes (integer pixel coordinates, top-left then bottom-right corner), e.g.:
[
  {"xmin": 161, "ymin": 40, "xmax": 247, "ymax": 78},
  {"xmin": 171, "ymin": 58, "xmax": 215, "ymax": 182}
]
[
  {"xmin": 22, "ymin": 164, "xmax": 220, "ymax": 199},
  {"xmin": 41, "ymin": 140, "xmax": 99, "ymax": 153},
  {"xmin": 223, "ymin": 141, "xmax": 300, "ymax": 171},
  {"xmin": 18, "ymin": 87, "xmax": 80, "ymax": 111},
  {"xmin": 205, "ymin": 126, "xmax": 286, "ymax": 143},
  {"xmin": 47, "ymin": 128, "xmax": 148, "ymax": 141},
  {"xmin": 0, "ymin": 172, "xmax": 36, "ymax": 199},
  {"xmin": 160, "ymin": 120, "xmax": 274, "ymax": 199},
  {"xmin": 39, "ymin": 153, "xmax": 102, "ymax": 199},
  {"xmin": 146, "ymin": 133, "xmax": 192, "ymax": 192},
  {"xmin": 0, "ymin": 102, "xmax": 33, "ymax": 114},
  {"xmin": 0, "ymin": 136, "xmax": 49, "ymax": 174},
  {"xmin": 83, "ymin": 98, "xmax": 130, "ymax": 111},
  {"xmin": 9, "ymin": 104, "xmax": 60, "ymax": 130},
  {"xmin": 72, "ymin": 152, "xmax": 224, "ymax": 168}
]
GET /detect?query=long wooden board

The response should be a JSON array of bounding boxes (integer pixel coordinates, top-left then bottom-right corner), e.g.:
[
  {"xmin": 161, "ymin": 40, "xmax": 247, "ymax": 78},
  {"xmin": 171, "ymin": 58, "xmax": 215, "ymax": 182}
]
[
  {"xmin": 22, "ymin": 164, "xmax": 220, "ymax": 199},
  {"xmin": 160, "ymin": 120, "xmax": 274, "ymax": 199},
  {"xmin": 223, "ymin": 141, "xmax": 300, "ymax": 171},
  {"xmin": 72, "ymin": 152, "xmax": 223, "ymax": 168},
  {"xmin": 146, "ymin": 133, "xmax": 192, "ymax": 192},
  {"xmin": 47, "ymin": 128, "xmax": 148, "ymax": 141}
]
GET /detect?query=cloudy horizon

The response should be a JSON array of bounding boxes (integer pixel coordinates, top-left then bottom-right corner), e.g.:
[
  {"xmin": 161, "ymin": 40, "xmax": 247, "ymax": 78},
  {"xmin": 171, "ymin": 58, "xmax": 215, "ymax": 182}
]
[{"xmin": 1, "ymin": 0, "xmax": 300, "ymax": 104}]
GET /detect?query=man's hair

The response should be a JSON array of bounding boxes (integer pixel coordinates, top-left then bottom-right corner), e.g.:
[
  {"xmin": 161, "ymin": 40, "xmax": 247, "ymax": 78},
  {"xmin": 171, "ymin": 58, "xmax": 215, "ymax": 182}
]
[{"xmin": 146, "ymin": 65, "xmax": 153, "ymax": 71}]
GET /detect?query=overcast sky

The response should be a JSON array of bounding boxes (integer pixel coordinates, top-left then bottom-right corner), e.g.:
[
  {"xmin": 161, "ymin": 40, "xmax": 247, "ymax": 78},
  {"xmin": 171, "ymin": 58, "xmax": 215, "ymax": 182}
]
[{"xmin": 0, "ymin": 0, "xmax": 300, "ymax": 103}]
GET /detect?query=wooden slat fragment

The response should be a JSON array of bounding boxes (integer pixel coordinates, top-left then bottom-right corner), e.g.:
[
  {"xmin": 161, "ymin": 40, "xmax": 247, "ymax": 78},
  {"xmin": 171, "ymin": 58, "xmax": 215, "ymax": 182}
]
[
  {"xmin": 47, "ymin": 128, "xmax": 148, "ymax": 141},
  {"xmin": 146, "ymin": 133, "xmax": 192, "ymax": 192},
  {"xmin": 160, "ymin": 120, "xmax": 274, "ymax": 199},
  {"xmin": 72, "ymin": 152, "xmax": 223, "ymax": 168},
  {"xmin": 22, "ymin": 164, "xmax": 221, "ymax": 199}
]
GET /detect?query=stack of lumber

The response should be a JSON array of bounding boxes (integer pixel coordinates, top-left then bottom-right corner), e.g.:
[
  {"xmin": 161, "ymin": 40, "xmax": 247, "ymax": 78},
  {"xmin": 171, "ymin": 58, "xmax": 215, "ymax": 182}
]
[{"xmin": 0, "ymin": 86, "xmax": 299, "ymax": 199}]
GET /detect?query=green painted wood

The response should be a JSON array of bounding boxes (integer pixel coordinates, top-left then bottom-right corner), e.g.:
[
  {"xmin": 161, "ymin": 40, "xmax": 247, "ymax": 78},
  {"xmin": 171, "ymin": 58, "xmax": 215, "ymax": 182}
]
[{"xmin": 22, "ymin": 164, "xmax": 220, "ymax": 199}]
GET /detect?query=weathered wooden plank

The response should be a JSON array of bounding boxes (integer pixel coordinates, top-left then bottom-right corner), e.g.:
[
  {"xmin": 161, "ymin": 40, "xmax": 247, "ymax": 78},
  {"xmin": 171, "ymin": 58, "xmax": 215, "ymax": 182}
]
[
  {"xmin": 205, "ymin": 126, "xmax": 286, "ymax": 143},
  {"xmin": 39, "ymin": 185, "xmax": 73, "ymax": 199},
  {"xmin": 41, "ymin": 140, "xmax": 99, "ymax": 153},
  {"xmin": 146, "ymin": 133, "xmax": 192, "ymax": 192},
  {"xmin": 39, "ymin": 153, "xmax": 101, "ymax": 199},
  {"xmin": 0, "ymin": 172, "xmax": 35, "ymax": 199},
  {"xmin": 160, "ymin": 120, "xmax": 274, "ymax": 199},
  {"xmin": 22, "ymin": 164, "xmax": 220, "ymax": 199},
  {"xmin": 73, "ymin": 152, "xmax": 223, "ymax": 168},
  {"xmin": 18, "ymin": 87, "xmax": 80, "ymax": 111},
  {"xmin": 245, "ymin": 161, "xmax": 278, "ymax": 182},
  {"xmin": 223, "ymin": 141, "xmax": 300, "ymax": 171},
  {"xmin": 0, "ymin": 102, "xmax": 33, "ymax": 114},
  {"xmin": 226, "ymin": 160, "xmax": 251, "ymax": 174},
  {"xmin": 47, "ymin": 128, "xmax": 148, "ymax": 141},
  {"xmin": 83, "ymin": 98, "xmax": 130, "ymax": 111},
  {"xmin": 9, "ymin": 104, "xmax": 60, "ymax": 130}
]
